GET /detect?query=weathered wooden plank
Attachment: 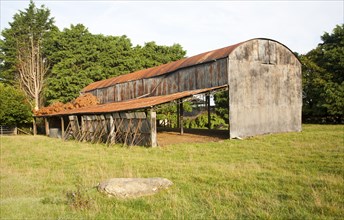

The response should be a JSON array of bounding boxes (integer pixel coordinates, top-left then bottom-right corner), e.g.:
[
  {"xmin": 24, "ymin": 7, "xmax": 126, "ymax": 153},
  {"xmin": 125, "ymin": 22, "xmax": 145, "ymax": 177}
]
[
  {"xmin": 61, "ymin": 117, "xmax": 65, "ymax": 138},
  {"xmin": 45, "ymin": 118, "xmax": 49, "ymax": 136},
  {"xmin": 68, "ymin": 115, "xmax": 75, "ymax": 121},
  {"xmin": 33, "ymin": 118, "xmax": 37, "ymax": 136},
  {"xmin": 135, "ymin": 112, "xmax": 146, "ymax": 119},
  {"xmin": 179, "ymin": 100, "xmax": 184, "ymax": 135},
  {"xmin": 113, "ymin": 112, "xmax": 120, "ymax": 118}
]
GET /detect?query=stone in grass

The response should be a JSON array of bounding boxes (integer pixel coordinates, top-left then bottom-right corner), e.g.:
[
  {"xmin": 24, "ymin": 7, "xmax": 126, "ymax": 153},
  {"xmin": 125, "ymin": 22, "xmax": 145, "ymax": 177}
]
[{"xmin": 97, "ymin": 178, "xmax": 173, "ymax": 199}]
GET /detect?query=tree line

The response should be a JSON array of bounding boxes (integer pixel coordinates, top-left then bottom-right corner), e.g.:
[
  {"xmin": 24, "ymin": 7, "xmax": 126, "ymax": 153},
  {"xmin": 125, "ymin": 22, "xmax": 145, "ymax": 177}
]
[
  {"xmin": 0, "ymin": 1, "xmax": 342, "ymax": 126},
  {"xmin": 299, "ymin": 24, "xmax": 343, "ymax": 123},
  {"xmin": 0, "ymin": 1, "xmax": 186, "ymax": 126}
]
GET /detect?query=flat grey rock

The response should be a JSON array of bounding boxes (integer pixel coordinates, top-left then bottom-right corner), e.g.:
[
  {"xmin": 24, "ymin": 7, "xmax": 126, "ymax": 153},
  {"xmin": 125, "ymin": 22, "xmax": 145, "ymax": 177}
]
[{"xmin": 97, "ymin": 178, "xmax": 173, "ymax": 199}]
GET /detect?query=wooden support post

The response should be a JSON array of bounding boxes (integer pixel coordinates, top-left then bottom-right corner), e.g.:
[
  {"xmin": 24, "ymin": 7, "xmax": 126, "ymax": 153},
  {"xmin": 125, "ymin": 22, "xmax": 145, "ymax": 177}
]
[
  {"xmin": 61, "ymin": 116, "xmax": 65, "ymax": 139},
  {"xmin": 206, "ymin": 94, "xmax": 211, "ymax": 129},
  {"xmin": 149, "ymin": 109, "xmax": 157, "ymax": 147},
  {"xmin": 180, "ymin": 99, "xmax": 184, "ymax": 135},
  {"xmin": 33, "ymin": 117, "xmax": 37, "ymax": 136},
  {"xmin": 45, "ymin": 117, "xmax": 50, "ymax": 136},
  {"xmin": 105, "ymin": 114, "xmax": 114, "ymax": 145},
  {"xmin": 80, "ymin": 116, "xmax": 86, "ymax": 141},
  {"xmin": 176, "ymin": 102, "xmax": 180, "ymax": 128},
  {"xmin": 108, "ymin": 113, "xmax": 114, "ymax": 136}
]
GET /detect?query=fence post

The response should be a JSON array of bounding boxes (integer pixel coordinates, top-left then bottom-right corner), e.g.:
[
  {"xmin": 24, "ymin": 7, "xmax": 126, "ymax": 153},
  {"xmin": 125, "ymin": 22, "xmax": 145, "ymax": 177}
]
[{"xmin": 33, "ymin": 117, "xmax": 37, "ymax": 135}]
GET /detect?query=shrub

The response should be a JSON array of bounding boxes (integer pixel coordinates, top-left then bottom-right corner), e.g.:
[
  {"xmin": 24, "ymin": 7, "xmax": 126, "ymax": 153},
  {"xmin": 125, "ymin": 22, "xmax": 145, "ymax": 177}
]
[{"xmin": 0, "ymin": 83, "xmax": 32, "ymax": 126}]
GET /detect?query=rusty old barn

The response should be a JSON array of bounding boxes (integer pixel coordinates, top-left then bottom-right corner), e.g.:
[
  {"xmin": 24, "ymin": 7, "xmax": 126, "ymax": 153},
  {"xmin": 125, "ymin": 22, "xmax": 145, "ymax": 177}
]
[{"xmin": 35, "ymin": 38, "xmax": 302, "ymax": 146}]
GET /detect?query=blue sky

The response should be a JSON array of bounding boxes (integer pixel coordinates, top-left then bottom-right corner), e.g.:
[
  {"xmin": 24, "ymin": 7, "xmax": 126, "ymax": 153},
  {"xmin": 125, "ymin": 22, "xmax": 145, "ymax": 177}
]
[{"xmin": 1, "ymin": 0, "xmax": 343, "ymax": 56}]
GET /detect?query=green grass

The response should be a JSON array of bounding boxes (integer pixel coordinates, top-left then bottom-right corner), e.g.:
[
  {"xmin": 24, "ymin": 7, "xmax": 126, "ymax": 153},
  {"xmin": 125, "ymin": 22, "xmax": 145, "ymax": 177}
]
[{"xmin": 1, "ymin": 124, "xmax": 343, "ymax": 219}]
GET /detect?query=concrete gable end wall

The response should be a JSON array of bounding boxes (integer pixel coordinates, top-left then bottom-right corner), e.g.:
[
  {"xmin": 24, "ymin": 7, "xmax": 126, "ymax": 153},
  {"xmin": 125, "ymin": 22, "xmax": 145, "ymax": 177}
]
[{"xmin": 228, "ymin": 39, "xmax": 302, "ymax": 138}]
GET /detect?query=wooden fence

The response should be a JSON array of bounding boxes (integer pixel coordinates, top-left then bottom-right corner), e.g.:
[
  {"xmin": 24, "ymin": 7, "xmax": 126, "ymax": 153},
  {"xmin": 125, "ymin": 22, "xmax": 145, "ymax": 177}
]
[
  {"xmin": 0, "ymin": 126, "xmax": 17, "ymax": 135},
  {"xmin": 63, "ymin": 111, "xmax": 156, "ymax": 147}
]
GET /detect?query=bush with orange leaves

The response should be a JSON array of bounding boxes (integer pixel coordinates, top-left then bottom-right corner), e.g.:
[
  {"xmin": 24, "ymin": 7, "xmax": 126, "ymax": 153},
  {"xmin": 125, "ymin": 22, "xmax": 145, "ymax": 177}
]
[{"xmin": 35, "ymin": 94, "xmax": 99, "ymax": 116}]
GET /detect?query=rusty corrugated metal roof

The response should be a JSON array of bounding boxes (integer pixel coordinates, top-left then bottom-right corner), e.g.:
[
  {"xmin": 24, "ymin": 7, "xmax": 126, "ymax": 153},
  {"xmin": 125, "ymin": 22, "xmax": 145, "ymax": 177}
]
[
  {"xmin": 82, "ymin": 42, "xmax": 242, "ymax": 92},
  {"xmin": 43, "ymin": 86, "xmax": 226, "ymax": 116}
]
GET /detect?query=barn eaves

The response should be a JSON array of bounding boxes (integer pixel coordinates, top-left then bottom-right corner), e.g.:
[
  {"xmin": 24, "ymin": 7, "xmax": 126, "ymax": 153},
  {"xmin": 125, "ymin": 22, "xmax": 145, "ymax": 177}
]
[{"xmin": 43, "ymin": 86, "xmax": 225, "ymax": 116}]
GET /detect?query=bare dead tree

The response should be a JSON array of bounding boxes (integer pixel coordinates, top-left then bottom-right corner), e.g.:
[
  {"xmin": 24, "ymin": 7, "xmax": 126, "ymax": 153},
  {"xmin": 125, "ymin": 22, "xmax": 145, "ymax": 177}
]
[
  {"xmin": 16, "ymin": 36, "xmax": 49, "ymax": 110},
  {"xmin": 0, "ymin": 1, "xmax": 55, "ymax": 111}
]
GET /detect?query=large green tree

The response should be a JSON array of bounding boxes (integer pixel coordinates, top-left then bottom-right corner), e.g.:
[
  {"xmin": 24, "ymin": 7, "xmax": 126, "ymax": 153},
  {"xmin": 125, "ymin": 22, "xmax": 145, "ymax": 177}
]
[
  {"xmin": 0, "ymin": 83, "xmax": 32, "ymax": 126},
  {"xmin": 156, "ymin": 102, "xmax": 192, "ymax": 128},
  {"xmin": 133, "ymin": 41, "xmax": 186, "ymax": 69},
  {"xmin": 1, "ymin": 2, "xmax": 187, "ymax": 106},
  {"xmin": 213, "ymin": 90, "xmax": 229, "ymax": 123},
  {"xmin": 44, "ymin": 24, "xmax": 186, "ymax": 104},
  {"xmin": 44, "ymin": 24, "xmax": 136, "ymax": 103},
  {"xmin": 301, "ymin": 24, "xmax": 344, "ymax": 123},
  {"xmin": 0, "ymin": 1, "xmax": 56, "ymax": 110}
]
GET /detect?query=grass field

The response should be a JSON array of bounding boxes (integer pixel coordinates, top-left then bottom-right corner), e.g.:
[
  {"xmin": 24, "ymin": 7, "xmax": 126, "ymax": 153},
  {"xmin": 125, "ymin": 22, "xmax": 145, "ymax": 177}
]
[{"xmin": 0, "ymin": 124, "xmax": 343, "ymax": 219}]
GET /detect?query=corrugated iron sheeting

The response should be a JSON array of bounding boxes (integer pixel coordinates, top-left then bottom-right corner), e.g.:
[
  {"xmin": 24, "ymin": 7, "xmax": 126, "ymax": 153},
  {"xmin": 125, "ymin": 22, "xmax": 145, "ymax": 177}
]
[
  {"xmin": 82, "ymin": 43, "xmax": 242, "ymax": 92},
  {"xmin": 44, "ymin": 86, "xmax": 226, "ymax": 116}
]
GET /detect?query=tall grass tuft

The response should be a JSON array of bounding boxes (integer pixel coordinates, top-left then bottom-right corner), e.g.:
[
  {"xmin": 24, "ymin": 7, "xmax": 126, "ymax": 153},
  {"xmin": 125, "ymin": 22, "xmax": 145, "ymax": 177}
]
[{"xmin": 66, "ymin": 174, "xmax": 94, "ymax": 211}]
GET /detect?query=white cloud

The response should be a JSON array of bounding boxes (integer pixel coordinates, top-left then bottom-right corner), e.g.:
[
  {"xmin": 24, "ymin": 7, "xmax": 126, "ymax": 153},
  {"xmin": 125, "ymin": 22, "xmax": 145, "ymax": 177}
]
[{"xmin": 1, "ymin": 1, "xmax": 343, "ymax": 56}]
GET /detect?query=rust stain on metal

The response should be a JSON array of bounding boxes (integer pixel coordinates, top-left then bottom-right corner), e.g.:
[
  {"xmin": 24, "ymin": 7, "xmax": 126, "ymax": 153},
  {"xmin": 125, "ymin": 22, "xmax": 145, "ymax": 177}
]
[
  {"xmin": 82, "ymin": 43, "xmax": 242, "ymax": 93},
  {"xmin": 44, "ymin": 86, "xmax": 226, "ymax": 116}
]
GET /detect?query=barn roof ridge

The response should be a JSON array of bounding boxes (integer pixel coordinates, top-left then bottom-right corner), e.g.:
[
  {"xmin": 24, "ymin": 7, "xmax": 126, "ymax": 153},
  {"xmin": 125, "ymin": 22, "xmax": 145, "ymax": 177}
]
[
  {"xmin": 81, "ymin": 40, "xmax": 245, "ymax": 92},
  {"xmin": 81, "ymin": 38, "xmax": 299, "ymax": 93}
]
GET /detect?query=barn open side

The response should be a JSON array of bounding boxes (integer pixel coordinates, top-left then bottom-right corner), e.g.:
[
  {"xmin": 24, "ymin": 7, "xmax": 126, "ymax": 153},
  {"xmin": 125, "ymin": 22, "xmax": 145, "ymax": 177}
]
[{"xmin": 35, "ymin": 38, "xmax": 302, "ymax": 147}]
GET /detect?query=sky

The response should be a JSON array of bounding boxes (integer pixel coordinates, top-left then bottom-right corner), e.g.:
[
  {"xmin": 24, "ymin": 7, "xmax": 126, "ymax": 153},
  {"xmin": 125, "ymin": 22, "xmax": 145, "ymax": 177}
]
[{"xmin": 0, "ymin": 0, "xmax": 343, "ymax": 57}]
